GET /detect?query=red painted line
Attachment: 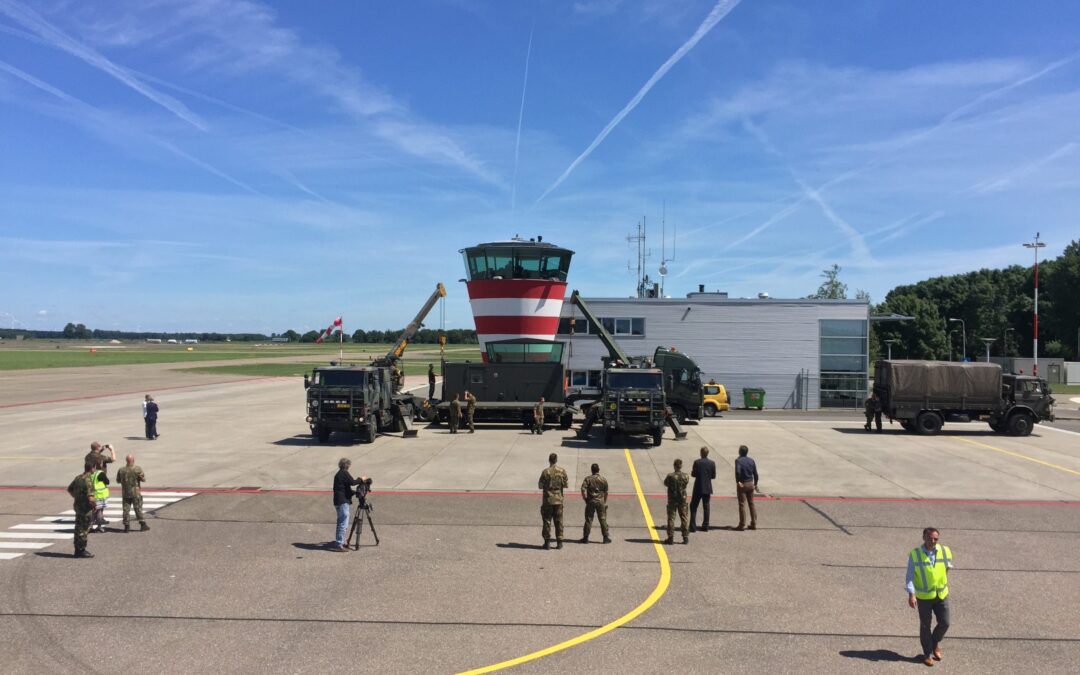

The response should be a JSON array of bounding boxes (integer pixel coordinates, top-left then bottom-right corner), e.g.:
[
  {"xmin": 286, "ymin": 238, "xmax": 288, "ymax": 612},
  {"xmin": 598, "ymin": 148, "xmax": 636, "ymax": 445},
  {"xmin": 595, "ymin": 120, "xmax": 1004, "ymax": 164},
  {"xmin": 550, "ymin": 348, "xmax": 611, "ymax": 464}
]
[
  {"xmin": 1, "ymin": 485, "xmax": 1076, "ymax": 506},
  {"xmin": 0, "ymin": 376, "xmax": 284, "ymax": 409}
]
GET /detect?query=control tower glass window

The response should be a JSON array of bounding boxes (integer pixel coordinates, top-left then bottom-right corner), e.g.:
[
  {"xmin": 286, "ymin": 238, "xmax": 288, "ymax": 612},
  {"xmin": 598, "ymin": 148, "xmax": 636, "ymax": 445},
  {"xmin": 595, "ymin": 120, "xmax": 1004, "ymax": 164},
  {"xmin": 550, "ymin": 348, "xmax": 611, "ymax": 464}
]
[{"xmin": 462, "ymin": 245, "xmax": 573, "ymax": 282}]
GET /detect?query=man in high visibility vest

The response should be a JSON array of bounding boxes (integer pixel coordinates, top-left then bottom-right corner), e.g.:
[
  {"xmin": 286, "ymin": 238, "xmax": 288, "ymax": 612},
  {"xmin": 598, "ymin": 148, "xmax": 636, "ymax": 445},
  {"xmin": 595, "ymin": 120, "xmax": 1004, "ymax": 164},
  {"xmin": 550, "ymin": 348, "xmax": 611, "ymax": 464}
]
[
  {"xmin": 90, "ymin": 466, "xmax": 111, "ymax": 532},
  {"xmin": 906, "ymin": 527, "xmax": 954, "ymax": 666}
]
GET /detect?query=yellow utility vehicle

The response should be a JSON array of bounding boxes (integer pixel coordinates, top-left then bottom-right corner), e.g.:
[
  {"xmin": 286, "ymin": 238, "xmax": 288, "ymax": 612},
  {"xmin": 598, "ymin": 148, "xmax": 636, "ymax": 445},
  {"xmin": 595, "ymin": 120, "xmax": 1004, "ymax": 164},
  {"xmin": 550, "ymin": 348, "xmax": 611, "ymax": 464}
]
[{"xmin": 702, "ymin": 383, "xmax": 729, "ymax": 416}]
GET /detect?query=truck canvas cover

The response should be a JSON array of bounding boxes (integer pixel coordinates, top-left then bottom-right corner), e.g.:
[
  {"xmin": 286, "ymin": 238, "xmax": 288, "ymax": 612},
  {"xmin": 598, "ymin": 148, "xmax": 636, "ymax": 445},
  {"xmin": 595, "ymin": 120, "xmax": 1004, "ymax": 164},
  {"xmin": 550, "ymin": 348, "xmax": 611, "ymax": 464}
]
[{"xmin": 878, "ymin": 360, "xmax": 1002, "ymax": 406}]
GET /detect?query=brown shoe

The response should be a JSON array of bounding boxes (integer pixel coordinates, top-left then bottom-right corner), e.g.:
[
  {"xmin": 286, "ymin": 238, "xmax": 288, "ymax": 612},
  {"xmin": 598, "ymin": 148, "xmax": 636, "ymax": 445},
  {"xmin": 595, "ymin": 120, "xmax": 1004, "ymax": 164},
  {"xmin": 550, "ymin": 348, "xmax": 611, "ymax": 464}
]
[
  {"xmin": 932, "ymin": 647, "xmax": 942, "ymax": 661},
  {"xmin": 748, "ymin": 524, "xmax": 757, "ymax": 530},
  {"xmin": 734, "ymin": 525, "xmax": 746, "ymax": 531},
  {"xmin": 329, "ymin": 544, "xmax": 349, "ymax": 552},
  {"xmin": 923, "ymin": 656, "xmax": 935, "ymax": 667}
]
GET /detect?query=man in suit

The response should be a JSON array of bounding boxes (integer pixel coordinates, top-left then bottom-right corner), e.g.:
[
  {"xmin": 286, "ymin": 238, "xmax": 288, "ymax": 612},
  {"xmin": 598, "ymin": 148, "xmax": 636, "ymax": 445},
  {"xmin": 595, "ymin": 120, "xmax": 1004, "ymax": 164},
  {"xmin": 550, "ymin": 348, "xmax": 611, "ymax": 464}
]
[{"xmin": 689, "ymin": 446, "xmax": 716, "ymax": 532}]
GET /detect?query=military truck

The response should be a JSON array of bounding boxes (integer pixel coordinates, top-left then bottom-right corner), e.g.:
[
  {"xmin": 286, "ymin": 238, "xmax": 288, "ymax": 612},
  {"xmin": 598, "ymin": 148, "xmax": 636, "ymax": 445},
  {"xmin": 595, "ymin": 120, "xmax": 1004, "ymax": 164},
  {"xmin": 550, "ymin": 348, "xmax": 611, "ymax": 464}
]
[
  {"xmin": 568, "ymin": 291, "xmax": 684, "ymax": 446},
  {"xmin": 436, "ymin": 340, "xmax": 574, "ymax": 429},
  {"xmin": 305, "ymin": 283, "xmax": 445, "ymax": 443},
  {"xmin": 873, "ymin": 360, "xmax": 1054, "ymax": 436}
]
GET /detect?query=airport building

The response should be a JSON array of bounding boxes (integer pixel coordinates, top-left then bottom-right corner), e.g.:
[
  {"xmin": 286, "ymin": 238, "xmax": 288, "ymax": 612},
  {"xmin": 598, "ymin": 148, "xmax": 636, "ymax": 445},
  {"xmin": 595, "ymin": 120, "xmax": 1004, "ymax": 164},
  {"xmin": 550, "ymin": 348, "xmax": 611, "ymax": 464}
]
[{"xmin": 558, "ymin": 291, "xmax": 871, "ymax": 409}]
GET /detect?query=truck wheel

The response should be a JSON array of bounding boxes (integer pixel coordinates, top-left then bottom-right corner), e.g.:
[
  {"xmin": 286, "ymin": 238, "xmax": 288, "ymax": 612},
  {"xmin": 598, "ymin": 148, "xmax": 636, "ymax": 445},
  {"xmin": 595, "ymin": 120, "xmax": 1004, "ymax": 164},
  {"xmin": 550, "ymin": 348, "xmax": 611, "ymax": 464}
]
[
  {"xmin": 604, "ymin": 429, "xmax": 614, "ymax": 446},
  {"xmin": 899, "ymin": 420, "xmax": 914, "ymax": 432},
  {"xmin": 988, "ymin": 421, "xmax": 1005, "ymax": 433},
  {"xmin": 915, "ymin": 412, "xmax": 943, "ymax": 436},
  {"xmin": 1007, "ymin": 412, "xmax": 1034, "ymax": 437},
  {"xmin": 671, "ymin": 406, "xmax": 687, "ymax": 425},
  {"xmin": 362, "ymin": 416, "xmax": 376, "ymax": 444},
  {"xmin": 704, "ymin": 403, "xmax": 718, "ymax": 417},
  {"xmin": 559, "ymin": 411, "xmax": 573, "ymax": 430},
  {"xmin": 316, "ymin": 426, "xmax": 330, "ymax": 443},
  {"xmin": 652, "ymin": 430, "xmax": 663, "ymax": 447}
]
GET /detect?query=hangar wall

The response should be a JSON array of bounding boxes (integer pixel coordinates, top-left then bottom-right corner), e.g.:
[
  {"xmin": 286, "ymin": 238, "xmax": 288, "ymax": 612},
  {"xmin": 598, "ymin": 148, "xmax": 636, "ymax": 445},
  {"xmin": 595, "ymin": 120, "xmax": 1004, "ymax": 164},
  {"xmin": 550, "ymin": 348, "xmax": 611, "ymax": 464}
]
[{"xmin": 559, "ymin": 296, "xmax": 869, "ymax": 409}]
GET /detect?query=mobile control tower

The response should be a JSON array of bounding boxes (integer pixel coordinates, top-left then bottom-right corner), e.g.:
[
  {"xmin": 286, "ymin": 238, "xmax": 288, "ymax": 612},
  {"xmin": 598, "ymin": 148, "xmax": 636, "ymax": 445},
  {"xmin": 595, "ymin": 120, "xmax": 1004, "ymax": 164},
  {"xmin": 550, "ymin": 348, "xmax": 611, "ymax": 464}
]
[{"xmin": 437, "ymin": 236, "xmax": 576, "ymax": 427}]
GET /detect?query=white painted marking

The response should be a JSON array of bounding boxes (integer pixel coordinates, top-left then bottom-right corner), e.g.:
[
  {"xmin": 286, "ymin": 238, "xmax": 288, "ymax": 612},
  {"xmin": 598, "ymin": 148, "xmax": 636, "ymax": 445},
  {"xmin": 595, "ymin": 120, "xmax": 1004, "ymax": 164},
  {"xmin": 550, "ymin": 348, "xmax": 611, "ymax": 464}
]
[
  {"xmin": 11, "ymin": 524, "xmax": 74, "ymax": 531},
  {"xmin": 37, "ymin": 517, "xmax": 75, "ymax": 523},
  {"xmin": 1040, "ymin": 425, "xmax": 1080, "ymax": 438},
  {"xmin": 140, "ymin": 492, "xmax": 196, "ymax": 497},
  {"xmin": 0, "ymin": 532, "xmax": 73, "ymax": 539},
  {"xmin": 0, "ymin": 552, "xmax": 24, "ymax": 560},
  {"xmin": 0, "ymin": 542, "xmax": 52, "ymax": 549}
]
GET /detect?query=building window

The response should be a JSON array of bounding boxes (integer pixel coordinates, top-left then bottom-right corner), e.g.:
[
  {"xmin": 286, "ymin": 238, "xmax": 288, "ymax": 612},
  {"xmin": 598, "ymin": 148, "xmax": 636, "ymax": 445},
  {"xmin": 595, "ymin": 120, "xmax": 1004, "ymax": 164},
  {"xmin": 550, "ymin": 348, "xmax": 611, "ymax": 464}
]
[
  {"xmin": 569, "ymin": 370, "xmax": 601, "ymax": 388},
  {"xmin": 557, "ymin": 317, "xmax": 644, "ymax": 336},
  {"xmin": 820, "ymin": 319, "xmax": 868, "ymax": 408}
]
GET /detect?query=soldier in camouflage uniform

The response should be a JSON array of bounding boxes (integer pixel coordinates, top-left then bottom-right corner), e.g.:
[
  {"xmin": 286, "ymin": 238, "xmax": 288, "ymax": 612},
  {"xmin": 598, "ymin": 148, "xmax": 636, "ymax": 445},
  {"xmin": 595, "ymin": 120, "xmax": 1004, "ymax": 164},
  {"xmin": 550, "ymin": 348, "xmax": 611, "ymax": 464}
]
[
  {"xmin": 663, "ymin": 458, "xmax": 690, "ymax": 545},
  {"xmin": 532, "ymin": 397, "xmax": 546, "ymax": 435},
  {"xmin": 448, "ymin": 393, "xmax": 461, "ymax": 434},
  {"xmin": 538, "ymin": 452, "xmax": 568, "ymax": 549},
  {"xmin": 84, "ymin": 441, "xmax": 115, "ymax": 471},
  {"xmin": 116, "ymin": 454, "xmax": 150, "ymax": 532},
  {"xmin": 580, "ymin": 463, "xmax": 611, "ymax": 544},
  {"xmin": 464, "ymin": 390, "xmax": 477, "ymax": 433},
  {"xmin": 67, "ymin": 462, "xmax": 96, "ymax": 558}
]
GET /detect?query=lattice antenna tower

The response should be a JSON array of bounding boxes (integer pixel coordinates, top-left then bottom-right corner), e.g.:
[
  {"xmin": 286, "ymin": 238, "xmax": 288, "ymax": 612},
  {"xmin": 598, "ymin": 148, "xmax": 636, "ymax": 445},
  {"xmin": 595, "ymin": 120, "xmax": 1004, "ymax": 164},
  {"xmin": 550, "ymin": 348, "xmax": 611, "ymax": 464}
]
[{"xmin": 627, "ymin": 217, "xmax": 651, "ymax": 298}]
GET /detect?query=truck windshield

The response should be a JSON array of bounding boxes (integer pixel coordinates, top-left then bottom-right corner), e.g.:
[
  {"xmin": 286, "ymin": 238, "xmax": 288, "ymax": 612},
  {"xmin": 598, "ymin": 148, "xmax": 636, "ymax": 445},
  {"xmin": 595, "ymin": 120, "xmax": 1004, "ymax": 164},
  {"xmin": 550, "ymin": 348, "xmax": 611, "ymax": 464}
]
[
  {"xmin": 607, "ymin": 372, "xmax": 662, "ymax": 389},
  {"xmin": 318, "ymin": 371, "xmax": 367, "ymax": 386}
]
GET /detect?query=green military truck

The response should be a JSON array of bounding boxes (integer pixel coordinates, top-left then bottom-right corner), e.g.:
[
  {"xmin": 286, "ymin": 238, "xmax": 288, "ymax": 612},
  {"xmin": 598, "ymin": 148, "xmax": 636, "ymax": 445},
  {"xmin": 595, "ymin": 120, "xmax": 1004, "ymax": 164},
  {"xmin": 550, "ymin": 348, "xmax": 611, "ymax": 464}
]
[
  {"xmin": 304, "ymin": 283, "xmax": 445, "ymax": 443},
  {"xmin": 306, "ymin": 365, "xmax": 417, "ymax": 443},
  {"xmin": 873, "ymin": 360, "xmax": 1054, "ymax": 436}
]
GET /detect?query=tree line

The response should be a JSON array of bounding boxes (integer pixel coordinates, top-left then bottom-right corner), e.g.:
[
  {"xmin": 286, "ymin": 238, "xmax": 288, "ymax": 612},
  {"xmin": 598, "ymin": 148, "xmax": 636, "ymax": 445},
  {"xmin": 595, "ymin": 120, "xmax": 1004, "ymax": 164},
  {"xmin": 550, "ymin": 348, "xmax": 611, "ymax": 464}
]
[
  {"xmin": 812, "ymin": 240, "xmax": 1080, "ymax": 361},
  {"xmin": 1, "ymin": 325, "xmax": 478, "ymax": 345}
]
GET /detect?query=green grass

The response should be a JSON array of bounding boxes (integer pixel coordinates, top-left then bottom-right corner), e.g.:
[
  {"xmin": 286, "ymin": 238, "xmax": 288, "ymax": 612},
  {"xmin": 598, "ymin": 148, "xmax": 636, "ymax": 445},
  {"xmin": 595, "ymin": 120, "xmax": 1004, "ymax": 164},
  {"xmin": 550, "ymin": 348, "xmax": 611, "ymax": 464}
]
[
  {"xmin": 1052, "ymin": 384, "xmax": 1080, "ymax": 395},
  {"xmin": 0, "ymin": 342, "xmax": 480, "ymax": 371},
  {"xmin": 181, "ymin": 354, "xmax": 483, "ymax": 378}
]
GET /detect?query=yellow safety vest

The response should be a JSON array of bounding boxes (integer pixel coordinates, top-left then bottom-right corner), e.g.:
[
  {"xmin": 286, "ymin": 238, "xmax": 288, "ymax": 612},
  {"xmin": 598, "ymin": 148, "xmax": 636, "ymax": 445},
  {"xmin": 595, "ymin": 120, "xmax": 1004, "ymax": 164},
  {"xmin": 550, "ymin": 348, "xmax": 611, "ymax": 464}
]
[
  {"xmin": 910, "ymin": 544, "xmax": 952, "ymax": 600},
  {"xmin": 92, "ymin": 470, "xmax": 109, "ymax": 501}
]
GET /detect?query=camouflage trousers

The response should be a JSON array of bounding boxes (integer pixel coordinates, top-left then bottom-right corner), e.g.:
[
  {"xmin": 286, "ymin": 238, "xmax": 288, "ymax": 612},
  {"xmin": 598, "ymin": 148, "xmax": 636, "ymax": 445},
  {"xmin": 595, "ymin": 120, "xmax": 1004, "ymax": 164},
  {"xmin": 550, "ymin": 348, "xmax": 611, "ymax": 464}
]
[
  {"xmin": 583, "ymin": 501, "xmax": 609, "ymax": 539},
  {"xmin": 666, "ymin": 501, "xmax": 689, "ymax": 539},
  {"xmin": 541, "ymin": 503, "xmax": 564, "ymax": 541},
  {"xmin": 467, "ymin": 411, "xmax": 475, "ymax": 432},
  {"xmin": 448, "ymin": 415, "xmax": 459, "ymax": 433},
  {"xmin": 73, "ymin": 508, "xmax": 92, "ymax": 553},
  {"xmin": 123, "ymin": 494, "xmax": 146, "ymax": 524}
]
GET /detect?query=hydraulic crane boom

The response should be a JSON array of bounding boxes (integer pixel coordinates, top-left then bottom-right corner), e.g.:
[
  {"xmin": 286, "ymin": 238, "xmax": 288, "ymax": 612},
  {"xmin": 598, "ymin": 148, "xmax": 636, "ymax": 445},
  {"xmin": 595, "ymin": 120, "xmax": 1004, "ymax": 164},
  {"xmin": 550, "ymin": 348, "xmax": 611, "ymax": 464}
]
[
  {"xmin": 377, "ymin": 282, "xmax": 446, "ymax": 365},
  {"xmin": 568, "ymin": 290, "xmax": 632, "ymax": 366}
]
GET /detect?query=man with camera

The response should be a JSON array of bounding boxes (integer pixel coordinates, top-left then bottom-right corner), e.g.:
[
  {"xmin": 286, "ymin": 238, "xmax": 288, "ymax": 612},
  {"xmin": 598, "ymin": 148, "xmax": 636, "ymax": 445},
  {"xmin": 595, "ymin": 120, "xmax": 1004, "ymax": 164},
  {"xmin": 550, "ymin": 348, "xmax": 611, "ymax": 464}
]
[{"xmin": 331, "ymin": 458, "xmax": 368, "ymax": 552}]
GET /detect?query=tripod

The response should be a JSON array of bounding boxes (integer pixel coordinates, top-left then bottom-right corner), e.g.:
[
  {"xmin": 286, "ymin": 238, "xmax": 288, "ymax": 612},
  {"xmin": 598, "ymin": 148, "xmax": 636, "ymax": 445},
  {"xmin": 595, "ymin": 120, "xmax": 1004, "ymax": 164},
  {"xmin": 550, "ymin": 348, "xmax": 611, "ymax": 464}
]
[{"xmin": 347, "ymin": 499, "xmax": 379, "ymax": 550}]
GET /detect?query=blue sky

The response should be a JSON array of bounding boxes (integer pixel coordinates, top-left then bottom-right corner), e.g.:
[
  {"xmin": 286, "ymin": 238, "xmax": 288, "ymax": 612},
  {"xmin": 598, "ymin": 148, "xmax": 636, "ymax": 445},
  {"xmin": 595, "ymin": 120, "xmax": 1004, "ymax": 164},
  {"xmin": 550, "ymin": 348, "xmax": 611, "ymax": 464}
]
[{"xmin": 2, "ymin": 0, "xmax": 1078, "ymax": 335}]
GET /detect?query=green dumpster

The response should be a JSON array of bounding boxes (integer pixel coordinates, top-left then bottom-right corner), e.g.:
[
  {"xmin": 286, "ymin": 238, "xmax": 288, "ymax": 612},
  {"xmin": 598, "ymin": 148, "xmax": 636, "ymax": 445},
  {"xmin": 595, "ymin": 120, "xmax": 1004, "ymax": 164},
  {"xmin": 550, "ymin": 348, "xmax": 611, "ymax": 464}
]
[{"xmin": 742, "ymin": 388, "xmax": 765, "ymax": 410}]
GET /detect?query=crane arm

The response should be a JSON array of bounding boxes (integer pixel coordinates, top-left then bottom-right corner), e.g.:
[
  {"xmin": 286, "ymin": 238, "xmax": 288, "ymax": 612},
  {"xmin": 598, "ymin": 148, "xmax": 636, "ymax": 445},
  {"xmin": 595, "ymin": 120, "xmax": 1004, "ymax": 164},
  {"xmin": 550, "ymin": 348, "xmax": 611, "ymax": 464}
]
[
  {"xmin": 382, "ymin": 283, "xmax": 446, "ymax": 363},
  {"xmin": 568, "ymin": 290, "xmax": 631, "ymax": 365}
]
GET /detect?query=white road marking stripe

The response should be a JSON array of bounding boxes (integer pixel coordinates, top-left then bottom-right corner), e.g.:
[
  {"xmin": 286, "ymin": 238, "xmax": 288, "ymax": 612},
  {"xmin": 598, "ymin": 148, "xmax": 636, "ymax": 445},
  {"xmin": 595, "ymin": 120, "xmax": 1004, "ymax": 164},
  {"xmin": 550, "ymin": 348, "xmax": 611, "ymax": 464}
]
[
  {"xmin": 0, "ymin": 552, "xmax": 25, "ymax": 560},
  {"xmin": 11, "ymin": 524, "xmax": 74, "ymax": 531},
  {"xmin": 0, "ymin": 532, "xmax": 73, "ymax": 539},
  {"xmin": 140, "ymin": 492, "xmax": 196, "ymax": 497},
  {"xmin": 37, "ymin": 517, "xmax": 74, "ymax": 522},
  {"xmin": 0, "ymin": 542, "xmax": 53, "ymax": 549}
]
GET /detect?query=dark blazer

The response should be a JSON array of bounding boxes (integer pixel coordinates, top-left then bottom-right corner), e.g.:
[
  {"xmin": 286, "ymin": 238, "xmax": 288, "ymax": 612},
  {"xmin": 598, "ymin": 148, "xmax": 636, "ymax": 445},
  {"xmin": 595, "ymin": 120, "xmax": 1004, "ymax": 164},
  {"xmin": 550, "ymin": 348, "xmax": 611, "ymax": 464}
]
[{"xmin": 691, "ymin": 457, "xmax": 717, "ymax": 495}]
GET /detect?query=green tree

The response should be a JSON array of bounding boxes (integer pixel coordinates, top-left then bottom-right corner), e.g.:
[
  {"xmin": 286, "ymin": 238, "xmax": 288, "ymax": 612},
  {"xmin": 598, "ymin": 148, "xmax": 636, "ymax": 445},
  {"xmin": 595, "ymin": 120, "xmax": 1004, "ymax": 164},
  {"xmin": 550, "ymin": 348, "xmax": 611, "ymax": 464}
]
[
  {"xmin": 809, "ymin": 264, "xmax": 848, "ymax": 299},
  {"xmin": 875, "ymin": 293, "xmax": 948, "ymax": 360},
  {"xmin": 282, "ymin": 329, "xmax": 300, "ymax": 342},
  {"xmin": 62, "ymin": 322, "xmax": 77, "ymax": 339},
  {"xmin": 300, "ymin": 330, "xmax": 321, "ymax": 343}
]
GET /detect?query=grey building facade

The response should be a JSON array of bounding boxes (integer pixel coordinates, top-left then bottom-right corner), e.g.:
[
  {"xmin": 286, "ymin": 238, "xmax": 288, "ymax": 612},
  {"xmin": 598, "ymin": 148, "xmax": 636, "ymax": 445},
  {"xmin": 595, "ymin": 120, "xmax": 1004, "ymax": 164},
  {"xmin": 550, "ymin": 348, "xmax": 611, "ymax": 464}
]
[{"xmin": 558, "ymin": 294, "xmax": 870, "ymax": 409}]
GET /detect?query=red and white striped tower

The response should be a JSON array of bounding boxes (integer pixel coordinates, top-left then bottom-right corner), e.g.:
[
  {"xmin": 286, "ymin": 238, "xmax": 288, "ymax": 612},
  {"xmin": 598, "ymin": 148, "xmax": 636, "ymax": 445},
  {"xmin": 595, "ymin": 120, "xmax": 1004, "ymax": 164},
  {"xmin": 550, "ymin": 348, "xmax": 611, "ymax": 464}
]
[{"xmin": 460, "ymin": 237, "xmax": 575, "ymax": 361}]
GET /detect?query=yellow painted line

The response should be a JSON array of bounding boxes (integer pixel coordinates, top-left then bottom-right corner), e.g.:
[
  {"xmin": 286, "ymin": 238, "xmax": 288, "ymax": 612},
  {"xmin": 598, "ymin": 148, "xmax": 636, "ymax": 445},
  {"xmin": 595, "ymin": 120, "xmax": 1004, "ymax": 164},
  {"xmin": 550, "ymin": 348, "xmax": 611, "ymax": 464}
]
[
  {"xmin": 458, "ymin": 448, "xmax": 671, "ymax": 674},
  {"xmin": 953, "ymin": 437, "xmax": 1080, "ymax": 476}
]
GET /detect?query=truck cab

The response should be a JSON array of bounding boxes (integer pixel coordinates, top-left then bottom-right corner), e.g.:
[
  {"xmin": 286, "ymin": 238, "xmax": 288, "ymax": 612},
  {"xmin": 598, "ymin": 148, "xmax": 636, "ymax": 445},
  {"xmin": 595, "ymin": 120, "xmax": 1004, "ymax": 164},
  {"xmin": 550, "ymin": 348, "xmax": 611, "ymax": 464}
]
[
  {"xmin": 995, "ymin": 374, "xmax": 1055, "ymax": 434},
  {"xmin": 599, "ymin": 367, "xmax": 666, "ymax": 446},
  {"xmin": 306, "ymin": 366, "xmax": 397, "ymax": 443}
]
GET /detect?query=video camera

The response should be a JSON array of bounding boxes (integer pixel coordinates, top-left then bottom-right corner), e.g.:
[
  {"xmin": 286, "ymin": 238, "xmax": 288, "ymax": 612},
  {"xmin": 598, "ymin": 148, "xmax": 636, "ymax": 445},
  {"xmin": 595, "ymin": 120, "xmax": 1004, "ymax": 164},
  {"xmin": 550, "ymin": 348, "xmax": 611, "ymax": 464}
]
[{"xmin": 355, "ymin": 477, "xmax": 373, "ymax": 507}]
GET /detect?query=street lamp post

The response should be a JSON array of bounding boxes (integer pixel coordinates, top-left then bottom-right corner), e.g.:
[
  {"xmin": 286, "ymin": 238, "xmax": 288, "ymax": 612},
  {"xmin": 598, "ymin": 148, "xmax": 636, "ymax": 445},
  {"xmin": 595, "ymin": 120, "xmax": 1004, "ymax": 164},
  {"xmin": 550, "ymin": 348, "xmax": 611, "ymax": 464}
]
[
  {"xmin": 979, "ymin": 338, "xmax": 997, "ymax": 363},
  {"xmin": 1023, "ymin": 233, "xmax": 1047, "ymax": 376},
  {"xmin": 949, "ymin": 318, "xmax": 966, "ymax": 361},
  {"xmin": 948, "ymin": 330, "xmax": 956, "ymax": 362},
  {"xmin": 884, "ymin": 338, "xmax": 899, "ymax": 360}
]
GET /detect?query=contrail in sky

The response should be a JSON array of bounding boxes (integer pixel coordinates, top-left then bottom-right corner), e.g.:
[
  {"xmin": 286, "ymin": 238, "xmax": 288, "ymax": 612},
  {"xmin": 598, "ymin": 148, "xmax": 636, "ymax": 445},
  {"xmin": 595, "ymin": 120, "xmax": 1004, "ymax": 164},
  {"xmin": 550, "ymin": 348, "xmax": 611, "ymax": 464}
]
[
  {"xmin": 0, "ymin": 60, "xmax": 257, "ymax": 194},
  {"xmin": 511, "ymin": 27, "xmax": 534, "ymax": 219},
  {"xmin": 536, "ymin": 0, "xmax": 743, "ymax": 203},
  {"xmin": 0, "ymin": 0, "xmax": 208, "ymax": 131}
]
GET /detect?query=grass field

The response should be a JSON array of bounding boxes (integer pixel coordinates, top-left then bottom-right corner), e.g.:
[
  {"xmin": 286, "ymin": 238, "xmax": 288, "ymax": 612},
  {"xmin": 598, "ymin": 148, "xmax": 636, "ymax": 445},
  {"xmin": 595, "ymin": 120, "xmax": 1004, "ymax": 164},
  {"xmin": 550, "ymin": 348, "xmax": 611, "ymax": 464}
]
[
  {"xmin": 180, "ymin": 358, "xmax": 470, "ymax": 378},
  {"xmin": 0, "ymin": 342, "xmax": 479, "ymax": 370}
]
